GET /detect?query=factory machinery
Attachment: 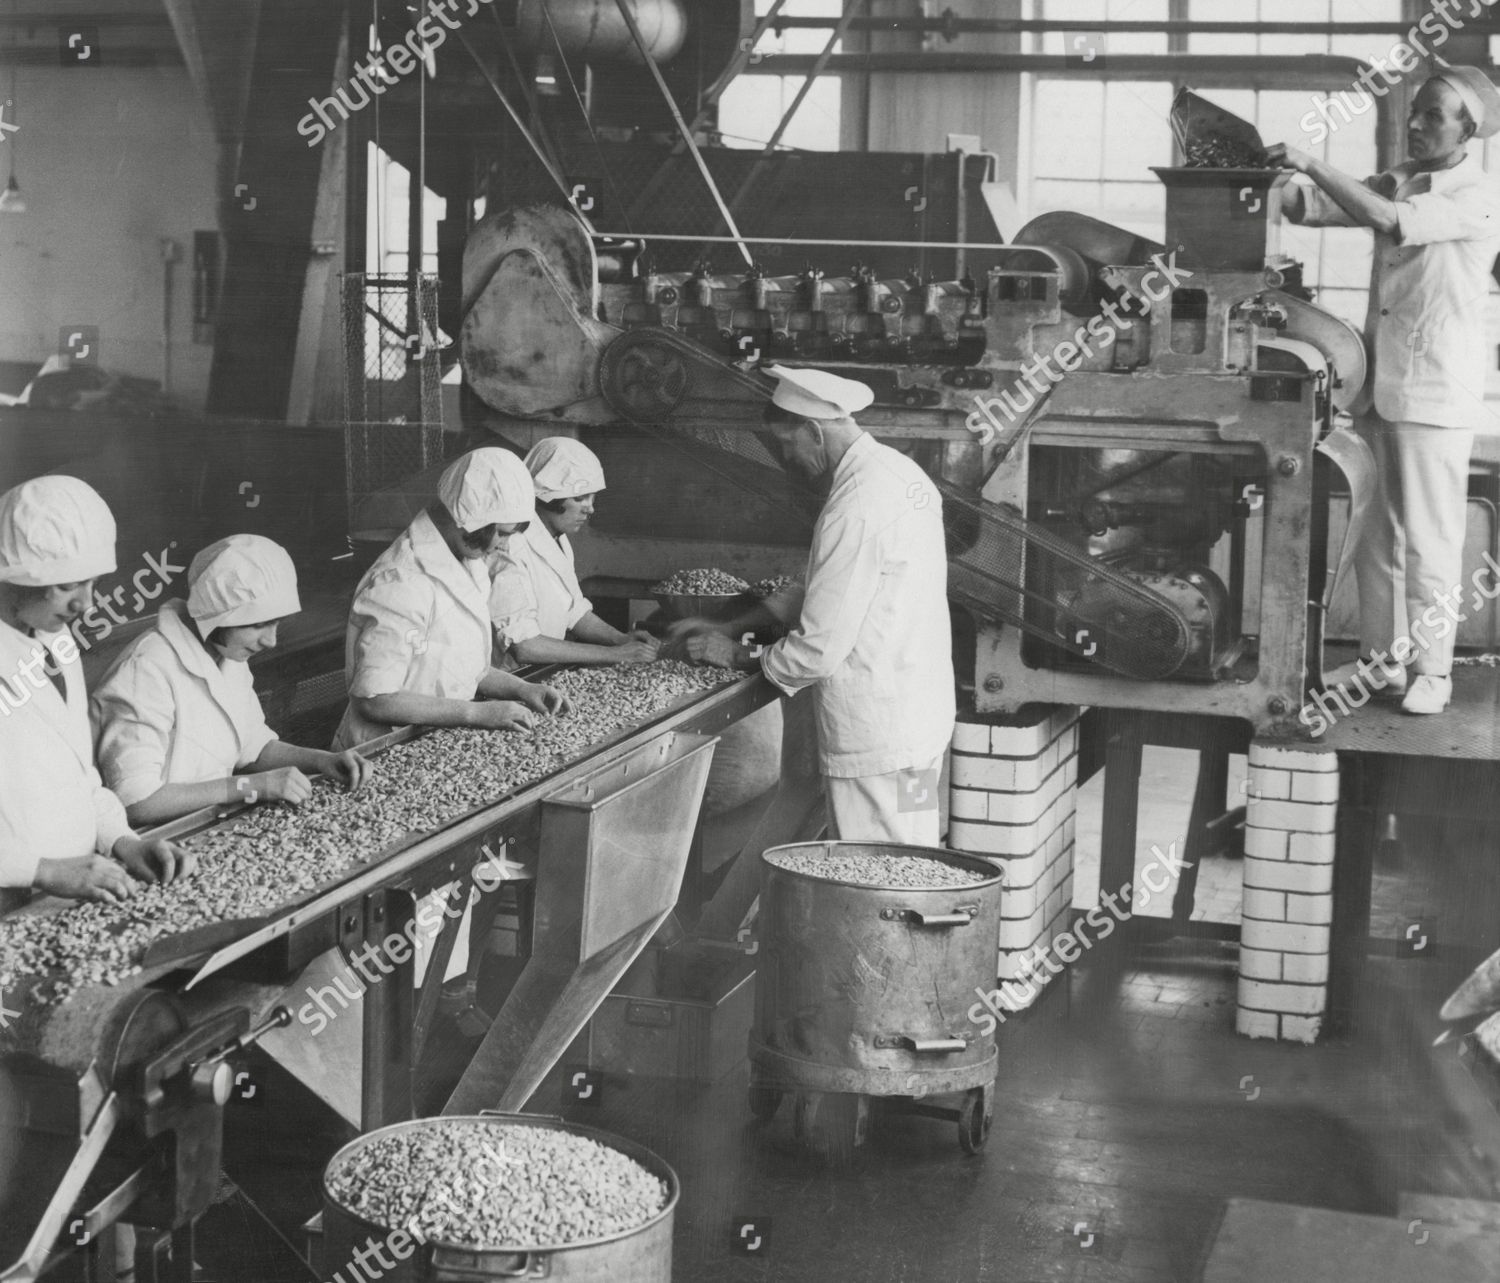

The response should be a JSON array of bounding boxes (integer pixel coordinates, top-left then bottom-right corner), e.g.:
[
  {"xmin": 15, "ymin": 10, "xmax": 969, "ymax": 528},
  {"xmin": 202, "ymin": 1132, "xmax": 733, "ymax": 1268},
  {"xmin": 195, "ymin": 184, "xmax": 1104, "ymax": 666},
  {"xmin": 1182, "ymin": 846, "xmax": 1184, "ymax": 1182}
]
[
  {"xmin": 462, "ymin": 147, "xmax": 1375, "ymax": 736},
  {"xmin": 0, "ymin": 668, "xmax": 774, "ymax": 1281}
]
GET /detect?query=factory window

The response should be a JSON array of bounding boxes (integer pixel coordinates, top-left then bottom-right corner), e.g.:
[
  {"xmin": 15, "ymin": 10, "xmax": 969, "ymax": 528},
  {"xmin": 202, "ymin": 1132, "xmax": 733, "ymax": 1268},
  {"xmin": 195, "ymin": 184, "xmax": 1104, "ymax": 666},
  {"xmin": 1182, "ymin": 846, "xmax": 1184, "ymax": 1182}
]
[
  {"xmin": 366, "ymin": 144, "xmax": 446, "ymax": 277},
  {"xmin": 1022, "ymin": 0, "xmax": 1407, "ymax": 328},
  {"xmin": 1187, "ymin": 0, "xmax": 1406, "ymax": 58},
  {"xmin": 717, "ymin": 0, "xmax": 842, "ymax": 151}
]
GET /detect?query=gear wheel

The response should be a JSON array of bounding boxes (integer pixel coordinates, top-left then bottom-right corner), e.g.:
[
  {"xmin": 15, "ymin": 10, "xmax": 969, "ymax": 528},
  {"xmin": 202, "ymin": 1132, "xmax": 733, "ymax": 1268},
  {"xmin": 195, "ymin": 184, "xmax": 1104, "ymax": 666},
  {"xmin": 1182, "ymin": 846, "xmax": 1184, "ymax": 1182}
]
[{"xmin": 598, "ymin": 330, "xmax": 694, "ymax": 423}]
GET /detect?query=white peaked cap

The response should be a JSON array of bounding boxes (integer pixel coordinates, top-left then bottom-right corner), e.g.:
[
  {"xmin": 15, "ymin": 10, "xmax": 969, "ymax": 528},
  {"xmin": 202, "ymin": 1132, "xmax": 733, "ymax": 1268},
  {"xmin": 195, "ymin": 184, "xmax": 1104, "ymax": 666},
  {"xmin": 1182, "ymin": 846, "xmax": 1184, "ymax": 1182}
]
[{"xmin": 766, "ymin": 365, "xmax": 875, "ymax": 420}]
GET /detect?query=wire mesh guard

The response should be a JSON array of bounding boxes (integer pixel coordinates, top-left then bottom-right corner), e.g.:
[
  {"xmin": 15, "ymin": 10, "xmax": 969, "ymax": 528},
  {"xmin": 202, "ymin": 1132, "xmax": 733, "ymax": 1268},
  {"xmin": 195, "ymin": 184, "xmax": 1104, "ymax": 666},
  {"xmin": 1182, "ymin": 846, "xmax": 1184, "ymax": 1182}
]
[
  {"xmin": 938, "ymin": 482, "xmax": 1194, "ymax": 680},
  {"xmin": 341, "ymin": 273, "xmax": 445, "ymax": 522}
]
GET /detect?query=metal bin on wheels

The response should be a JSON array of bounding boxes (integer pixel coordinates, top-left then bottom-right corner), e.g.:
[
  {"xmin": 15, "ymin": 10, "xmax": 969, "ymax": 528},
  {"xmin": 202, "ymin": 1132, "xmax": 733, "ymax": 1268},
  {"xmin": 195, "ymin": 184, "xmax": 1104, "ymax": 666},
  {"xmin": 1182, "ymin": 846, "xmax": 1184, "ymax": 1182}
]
[{"xmin": 747, "ymin": 841, "xmax": 1004, "ymax": 1157}]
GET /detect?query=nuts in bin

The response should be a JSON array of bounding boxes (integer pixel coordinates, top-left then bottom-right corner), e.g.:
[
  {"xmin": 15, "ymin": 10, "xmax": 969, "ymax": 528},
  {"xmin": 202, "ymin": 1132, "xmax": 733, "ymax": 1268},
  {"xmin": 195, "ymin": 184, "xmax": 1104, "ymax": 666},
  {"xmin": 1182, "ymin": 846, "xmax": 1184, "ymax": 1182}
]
[
  {"xmin": 650, "ymin": 568, "xmax": 751, "ymax": 596},
  {"xmin": 325, "ymin": 1119, "xmax": 668, "ymax": 1247},
  {"xmin": 765, "ymin": 847, "xmax": 989, "ymax": 889}
]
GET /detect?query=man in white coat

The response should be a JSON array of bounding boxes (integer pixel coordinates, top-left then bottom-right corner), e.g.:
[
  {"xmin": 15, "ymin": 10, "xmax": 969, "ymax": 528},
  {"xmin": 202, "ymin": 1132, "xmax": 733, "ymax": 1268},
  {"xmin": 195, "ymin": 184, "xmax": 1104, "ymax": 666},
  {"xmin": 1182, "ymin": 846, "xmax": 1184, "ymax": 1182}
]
[
  {"xmin": 0, "ymin": 476, "xmax": 192, "ymax": 908},
  {"xmin": 685, "ymin": 366, "xmax": 956, "ymax": 846},
  {"xmin": 1271, "ymin": 66, "xmax": 1500, "ymax": 715},
  {"xmin": 334, "ymin": 448, "xmax": 569, "ymax": 750},
  {"xmin": 490, "ymin": 437, "xmax": 660, "ymax": 666}
]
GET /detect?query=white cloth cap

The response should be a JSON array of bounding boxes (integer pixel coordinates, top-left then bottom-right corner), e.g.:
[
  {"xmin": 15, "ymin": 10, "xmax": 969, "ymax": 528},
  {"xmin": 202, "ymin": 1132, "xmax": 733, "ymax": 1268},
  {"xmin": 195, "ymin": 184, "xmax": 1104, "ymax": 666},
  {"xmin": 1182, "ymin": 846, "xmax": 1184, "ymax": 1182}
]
[
  {"xmin": 1430, "ymin": 66, "xmax": 1500, "ymax": 140},
  {"xmin": 187, "ymin": 534, "xmax": 301, "ymax": 637},
  {"xmin": 525, "ymin": 437, "xmax": 607, "ymax": 502},
  {"xmin": 766, "ymin": 366, "xmax": 875, "ymax": 420},
  {"xmin": 438, "ymin": 448, "xmax": 535, "ymax": 532},
  {"xmin": 0, "ymin": 475, "xmax": 117, "ymax": 587}
]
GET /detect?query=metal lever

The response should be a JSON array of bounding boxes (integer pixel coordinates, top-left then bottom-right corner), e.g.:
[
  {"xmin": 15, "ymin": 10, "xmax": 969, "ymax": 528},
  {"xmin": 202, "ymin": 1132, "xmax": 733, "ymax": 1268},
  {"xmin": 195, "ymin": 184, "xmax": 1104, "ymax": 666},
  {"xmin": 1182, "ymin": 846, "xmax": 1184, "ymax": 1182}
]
[
  {"xmin": 880, "ymin": 907, "xmax": 976, "ymax": 926},
  {"xmin": 185, "ymin": 1005, "xmax": 292, "ymax": 1102},
  {"xmin": 873, "ymin": 1034, "xmax": 969, "ymax": 1053}
]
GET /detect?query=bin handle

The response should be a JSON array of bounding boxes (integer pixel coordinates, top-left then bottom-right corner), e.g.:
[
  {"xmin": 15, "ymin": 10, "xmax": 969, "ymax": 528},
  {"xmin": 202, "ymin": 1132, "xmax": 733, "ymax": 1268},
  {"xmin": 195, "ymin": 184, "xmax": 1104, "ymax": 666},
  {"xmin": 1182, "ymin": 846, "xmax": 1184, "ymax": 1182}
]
[
  {"xmin": 881, "ymin": 906, "xmax": 976, "ymax": 926},
  {"xmin": 874, "ymin": 1034, "xmax": 970, "ymax": 1053},
  {"xmin": 433, "ymin": 1251, "xmax": 548, "ymax": 1279}
]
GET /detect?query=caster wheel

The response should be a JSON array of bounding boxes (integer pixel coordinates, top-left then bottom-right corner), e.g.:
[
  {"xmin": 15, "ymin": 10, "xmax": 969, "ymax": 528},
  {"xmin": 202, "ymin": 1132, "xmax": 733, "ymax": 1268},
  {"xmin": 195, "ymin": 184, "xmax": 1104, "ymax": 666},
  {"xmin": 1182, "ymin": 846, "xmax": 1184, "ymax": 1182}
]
[
  {"xmin": 791, "ymin": 1092, "xmax": 815, "ymax": 1142},
  {"xmin": 958, "ymin": 1087, "xmax": 992, "ymax": 1155},
  {"xmin": 748, "ymin": 1083, "xmax": 783, "ymax": 1121}
]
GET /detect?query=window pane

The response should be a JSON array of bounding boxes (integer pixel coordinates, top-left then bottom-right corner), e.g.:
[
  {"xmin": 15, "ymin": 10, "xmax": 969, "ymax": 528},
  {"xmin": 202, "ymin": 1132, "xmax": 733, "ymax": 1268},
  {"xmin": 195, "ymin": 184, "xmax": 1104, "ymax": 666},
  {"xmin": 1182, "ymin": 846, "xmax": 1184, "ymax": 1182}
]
[
  {"xmin": 1097, "ymin": 181, "xmax": 1166, "ymax": 240},
  {"xmin": 1102, "ymin": 0, "xmax": 1168, "ymax": 56},
  {"xmin": 1187, "ymin": 0, "xmax": 1249, "ymax": 55},
  {"xmin": 1031, "ymin": 178, "xmax": 1104, "ymax": 219},
  {"xmin": 1260, "ymin": 0, "xmax": 1329, "ymax": 57},
  {"xmin": 719, "ymin": 75, "xmax": 841, "ymax": 151},
  {"xmin": 1103, "ymin": 82, "xmax": 1174, "ymax": 178},
  {"xmin": 1034, "ymin": 79, "xmax": 1104, "ymax": 178}
]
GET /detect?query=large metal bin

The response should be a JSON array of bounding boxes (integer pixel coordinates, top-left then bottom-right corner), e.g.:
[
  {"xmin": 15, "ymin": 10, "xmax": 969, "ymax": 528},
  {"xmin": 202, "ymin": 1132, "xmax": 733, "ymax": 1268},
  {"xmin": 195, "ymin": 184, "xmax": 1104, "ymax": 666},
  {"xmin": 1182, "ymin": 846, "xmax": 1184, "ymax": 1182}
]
[
  {"xmin": 321, "ymin": 1114, "xmax": 677, "ymax": 1282},
  {"xmin": 748, "ymin": 841, "xmax": 1003, "ymax": 1155}
]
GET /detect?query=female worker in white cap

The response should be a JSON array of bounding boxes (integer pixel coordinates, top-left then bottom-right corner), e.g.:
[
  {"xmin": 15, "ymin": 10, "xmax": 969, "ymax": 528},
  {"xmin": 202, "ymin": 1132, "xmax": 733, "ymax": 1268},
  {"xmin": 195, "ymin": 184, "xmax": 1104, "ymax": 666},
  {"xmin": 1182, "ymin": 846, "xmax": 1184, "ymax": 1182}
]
[
  {"xmin": 679, "ymin": 365, "xmax": 956, "ymax": 850},
  {"xmin": 92, "ymin": 534, "xmax": 374, "ymax": 826},
  {"xmin": 1270, "ymin": 66, "xmax": 1500, "ymax": 716},
  {"xmin": 490, "ymin": 437, "xmax": 660, "ymax": 665},
  {"xmin": 334, "ymin": 447, "xmax": 569, "ymax": 749},
  {"xmin": 0, "ymin": 475, "xmax": 193, "ymax": 905}
]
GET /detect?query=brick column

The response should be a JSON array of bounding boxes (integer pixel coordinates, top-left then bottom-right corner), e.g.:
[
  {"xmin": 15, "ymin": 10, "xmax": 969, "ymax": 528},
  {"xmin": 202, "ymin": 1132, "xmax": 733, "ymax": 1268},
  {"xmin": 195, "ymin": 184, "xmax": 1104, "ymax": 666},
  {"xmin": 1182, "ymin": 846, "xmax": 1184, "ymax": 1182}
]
[
  {"xmin": 948, "ymin": 707, "xmax": 1081, "ymax": 1008},
  {"xmin": 1236, "ymin": 740, "xmax": 1339, "ymax": 1044}
]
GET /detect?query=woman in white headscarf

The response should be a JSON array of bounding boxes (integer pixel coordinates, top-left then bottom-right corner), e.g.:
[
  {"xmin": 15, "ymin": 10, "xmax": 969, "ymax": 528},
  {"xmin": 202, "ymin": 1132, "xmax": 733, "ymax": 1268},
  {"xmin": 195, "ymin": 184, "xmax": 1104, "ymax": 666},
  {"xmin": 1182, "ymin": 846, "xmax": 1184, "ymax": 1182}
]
[
  {"xmin": 92, "ymin": 534, "xmax": 374, "ymax": 826},
  {"xmin": 0, "ymin": 476, "xmax": 193, "ymax": 905},
  {"xmin": 335, "ymin": 447, "xmax": 569, "ymax": 749},
  {"xmin": 490, "ymin": 438, "xmax": 659, "ymax": 666}
]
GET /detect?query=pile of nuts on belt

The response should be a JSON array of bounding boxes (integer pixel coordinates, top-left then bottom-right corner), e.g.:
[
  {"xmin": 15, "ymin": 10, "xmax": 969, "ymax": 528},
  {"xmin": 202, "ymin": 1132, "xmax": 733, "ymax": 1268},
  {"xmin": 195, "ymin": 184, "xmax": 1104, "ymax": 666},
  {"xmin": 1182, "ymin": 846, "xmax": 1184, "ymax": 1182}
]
[
  {"xmin": 650, "ymin": 568, "xmax": 750, "ymax": 596},
  {"xmin": 326, "ymin": 1119, "xmax": 668, "ymax": 1248},
  {"xmin": 752, "ymin": 575, "xmax": 800, "ymax": 598},
  {"xmin": 0, "ymin": 661, "xmax": 735, "ymax": 1004},
  {"xmin": 765, "ymin": 847, "xmax": 991, "ymax": 889},
  {"xmin": 1184, "ymin": 137, "xmax": 1265, "ymax": 168}
]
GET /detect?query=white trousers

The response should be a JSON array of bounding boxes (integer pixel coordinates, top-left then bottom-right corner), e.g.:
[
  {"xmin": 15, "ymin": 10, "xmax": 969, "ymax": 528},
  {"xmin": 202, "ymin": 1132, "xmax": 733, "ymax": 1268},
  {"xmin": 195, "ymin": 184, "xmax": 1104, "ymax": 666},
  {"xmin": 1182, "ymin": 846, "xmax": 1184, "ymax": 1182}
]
[
  {"xmin": 1354, "ymin": 418, "xmax": 1473, "ymax": 676},
  {"xmin": 825, "ymin": 751, "xmax": 947, "ymax": 847}
]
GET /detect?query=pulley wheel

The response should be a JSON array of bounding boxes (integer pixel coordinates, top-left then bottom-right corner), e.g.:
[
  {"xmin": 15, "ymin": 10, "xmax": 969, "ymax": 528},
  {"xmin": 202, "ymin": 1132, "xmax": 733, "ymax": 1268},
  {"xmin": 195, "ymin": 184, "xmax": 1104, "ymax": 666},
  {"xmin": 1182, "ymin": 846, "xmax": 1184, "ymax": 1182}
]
[{"xmin": 598, "ymin": 330, "xmax": 693, "ymax": 423}]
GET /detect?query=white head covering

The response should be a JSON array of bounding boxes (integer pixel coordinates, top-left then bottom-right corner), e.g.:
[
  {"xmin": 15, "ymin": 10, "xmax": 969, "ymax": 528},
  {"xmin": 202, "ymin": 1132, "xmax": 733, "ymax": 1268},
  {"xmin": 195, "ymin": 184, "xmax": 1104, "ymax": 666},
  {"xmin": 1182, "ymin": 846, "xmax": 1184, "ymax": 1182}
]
[
  {"xmin": 766, "ymin": 366, "xmax": 875, "ymax": 421},
  {"xmin": 186, "ymin": 535, "xmax": 301, "ymax": 638},
  {"xmin": 525, "ymin": 438, "xmax": 607, "ymax": 502},
  {"xmin": 1429, "ymin": 66, "xmax": 1500, "ymax": 140},
  {"xmin": 0, "ymin": 475, "xmax": 117, "ymax": 587},
  {"xmin": 437, "ymin": 448, "xmax": 535, "ymax": 532}
]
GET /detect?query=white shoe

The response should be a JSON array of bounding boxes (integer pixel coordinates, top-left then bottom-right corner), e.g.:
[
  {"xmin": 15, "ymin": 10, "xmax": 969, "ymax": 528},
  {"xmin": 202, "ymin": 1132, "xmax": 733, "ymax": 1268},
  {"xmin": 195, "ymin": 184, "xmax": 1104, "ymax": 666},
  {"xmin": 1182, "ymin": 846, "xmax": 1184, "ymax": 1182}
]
[{"xmin": 1400, "ymin": 674, "xmax": 1451, "ymax": 715}]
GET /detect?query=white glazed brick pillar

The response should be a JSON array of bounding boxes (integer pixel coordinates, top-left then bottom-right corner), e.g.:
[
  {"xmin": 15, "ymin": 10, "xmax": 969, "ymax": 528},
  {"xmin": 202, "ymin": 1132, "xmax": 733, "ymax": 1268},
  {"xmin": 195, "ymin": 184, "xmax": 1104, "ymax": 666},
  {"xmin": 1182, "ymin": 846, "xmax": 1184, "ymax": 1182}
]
[
  {"xmin": 1236, "ymin": 740, "xmax": 1339, "ymax": 1044},
  {"xmin": 948, "ymin": 706, "xmax": 1081, "ymax": 1008}
]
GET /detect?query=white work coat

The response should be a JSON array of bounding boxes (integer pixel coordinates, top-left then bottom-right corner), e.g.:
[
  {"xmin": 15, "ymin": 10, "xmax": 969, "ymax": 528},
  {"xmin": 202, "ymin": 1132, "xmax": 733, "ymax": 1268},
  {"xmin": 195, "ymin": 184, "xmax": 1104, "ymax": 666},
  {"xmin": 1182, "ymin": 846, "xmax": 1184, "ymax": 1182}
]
[
  {"xmin": 490, "ymin": 523, "xmax": 591, "ymax": 648},
  {"xmin": 1298, "ymin": 150, "xmax": 1500, "ymax": 430},
  {"xmin": 334, "ymin": 509, "xmax": 493, "ymax": 750},
  {"xmin": 761, "ymin": 433, "xmax": 956, "ymax": 778},
  {"xmin": 0, "ymin": 619, "xmax": 134, "ymax": 891},
  {"xmin": 91, "ymin": 599, "xmax": 278, "ymax": 806}
]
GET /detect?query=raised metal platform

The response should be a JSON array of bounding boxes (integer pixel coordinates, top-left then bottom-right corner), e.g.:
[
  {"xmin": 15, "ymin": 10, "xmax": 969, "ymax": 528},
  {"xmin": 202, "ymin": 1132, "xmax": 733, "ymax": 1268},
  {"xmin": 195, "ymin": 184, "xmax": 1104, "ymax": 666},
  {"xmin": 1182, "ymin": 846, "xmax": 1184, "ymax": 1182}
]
[{"xmin": 1319, "ymin": 664, "xmax": 1500, "ymax": 760}]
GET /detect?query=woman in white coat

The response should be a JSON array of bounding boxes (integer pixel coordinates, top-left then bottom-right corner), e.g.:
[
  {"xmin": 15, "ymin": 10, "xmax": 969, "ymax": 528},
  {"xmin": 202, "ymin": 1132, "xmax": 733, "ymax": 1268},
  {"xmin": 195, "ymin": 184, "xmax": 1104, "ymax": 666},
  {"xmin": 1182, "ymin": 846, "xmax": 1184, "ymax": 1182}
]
[
  {"xmin": 490, "ymin": 438, "xmax": 659, "ymax": 666},
  {"xmin": 334, "ymin": 447, "xmax": 569, "ymax": 750},
  {"xmin": 92, "ymin": 534, "xmax": 373, "ymax": 826},
  {"xmin": 0, "ymin": 476, "xmax": 193, "ymax": 907}
]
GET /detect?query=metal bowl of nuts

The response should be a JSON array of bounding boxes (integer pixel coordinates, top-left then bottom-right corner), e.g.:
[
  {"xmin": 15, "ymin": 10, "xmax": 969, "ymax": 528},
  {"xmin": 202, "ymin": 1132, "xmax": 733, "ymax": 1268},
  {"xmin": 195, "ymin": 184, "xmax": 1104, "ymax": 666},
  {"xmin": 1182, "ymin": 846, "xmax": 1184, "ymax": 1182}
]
[
  {"xmin": 650, "ymin": 568, "xmax": 751, "ymax": 620},
  {"xmin": 322, "ymin": 1114, "xmax": 679, "ymax": 1280}
]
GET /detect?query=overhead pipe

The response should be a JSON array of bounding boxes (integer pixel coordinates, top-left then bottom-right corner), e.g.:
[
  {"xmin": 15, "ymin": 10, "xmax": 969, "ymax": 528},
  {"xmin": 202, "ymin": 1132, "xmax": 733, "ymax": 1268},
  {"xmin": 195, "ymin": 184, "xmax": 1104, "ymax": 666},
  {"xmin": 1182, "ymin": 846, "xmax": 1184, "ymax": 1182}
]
[
  {"xmin": 762, "ymin": 15, "xmax": 1437, "ymax": 38},
  {"xmin": 512, "ymin": 0, "xmax": 688, "ymax": 65},
  {"xmin": 739, "ymin": 51, "xmax": 1397, "ymax": 171}
]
